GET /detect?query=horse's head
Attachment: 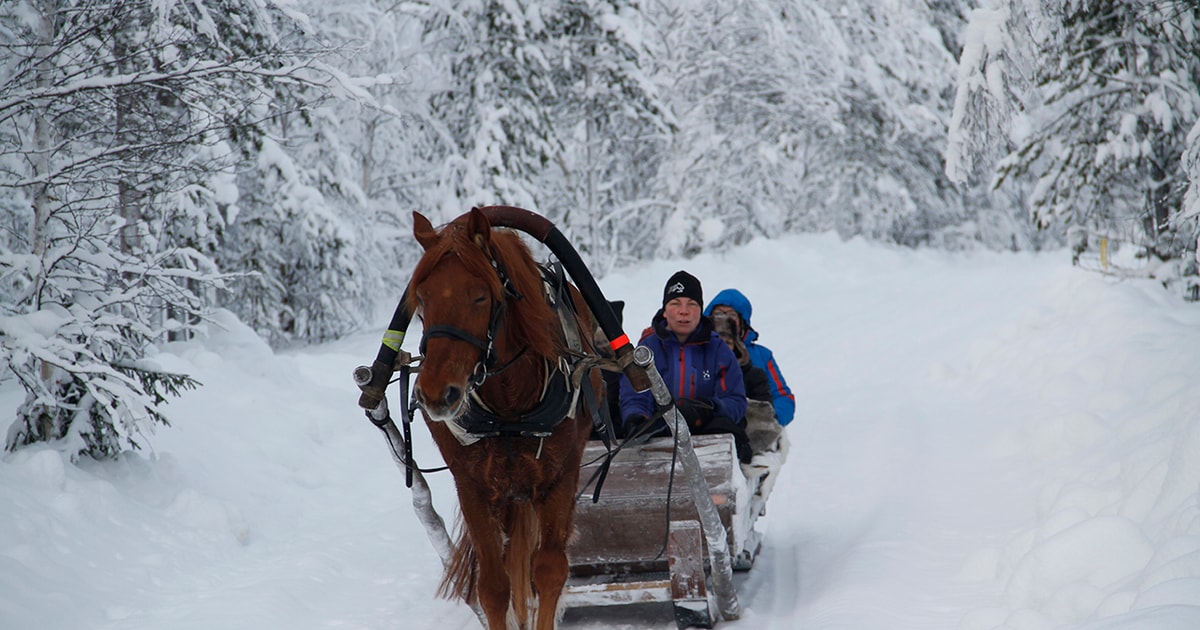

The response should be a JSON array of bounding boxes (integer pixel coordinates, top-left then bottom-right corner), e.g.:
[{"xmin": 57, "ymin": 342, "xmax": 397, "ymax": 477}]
[{"xmin": 408, "ymin": 208, "xmax": 506, "ymax": 422}]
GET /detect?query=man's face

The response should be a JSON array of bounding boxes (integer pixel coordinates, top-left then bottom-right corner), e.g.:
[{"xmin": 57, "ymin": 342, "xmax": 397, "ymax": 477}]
[
  {"xmin": 710, "ymin": 305, "xmax": 741, "ymax": 334},
  {"xmin": 664, "ymin": 297, "xmax": 701, "ymax": 338}
]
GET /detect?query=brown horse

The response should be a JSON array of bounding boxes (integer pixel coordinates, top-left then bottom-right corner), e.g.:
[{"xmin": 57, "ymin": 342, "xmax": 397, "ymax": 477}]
[{"xmin": 408, "ymin": 208, "xmax": 599, "ymax": 630}]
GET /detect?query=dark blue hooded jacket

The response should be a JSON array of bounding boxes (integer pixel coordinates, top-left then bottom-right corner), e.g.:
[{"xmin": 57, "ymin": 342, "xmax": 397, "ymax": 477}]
[
  {"xmin": 704, "ymin": 289, "xmax": 796, "ymax": 426},
  {"xmin": 618, "ymin": 313, "xmax": 746, "ymax": 435}
]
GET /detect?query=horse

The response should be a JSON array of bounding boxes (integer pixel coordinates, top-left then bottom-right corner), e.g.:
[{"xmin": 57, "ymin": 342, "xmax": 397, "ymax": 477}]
[{"xmin": 408, "ymin": 207, "xmax": 600, "ymax": 630}]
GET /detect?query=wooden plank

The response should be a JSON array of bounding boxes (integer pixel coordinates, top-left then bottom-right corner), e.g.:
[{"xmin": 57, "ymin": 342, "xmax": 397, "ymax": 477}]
[
  {"xmin": 669, "ymin": 521, "xmax": 715, "ymax": 629},
  {"xmin": 561, "ymin": 576, "xmax": 673, "ymax": 608},
  {"xmin": 668, "ymin": 520, "xmax": 706, "ymax": 602},
  {"xmin": 568, "ymin": 434, "xmax": 747, "ymax": 575}
]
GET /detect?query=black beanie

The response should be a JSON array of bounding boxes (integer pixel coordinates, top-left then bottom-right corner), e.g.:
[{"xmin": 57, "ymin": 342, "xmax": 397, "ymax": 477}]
[{"xmin": 662, "ymin": 270, "xmax": 703, "ymax": 307}]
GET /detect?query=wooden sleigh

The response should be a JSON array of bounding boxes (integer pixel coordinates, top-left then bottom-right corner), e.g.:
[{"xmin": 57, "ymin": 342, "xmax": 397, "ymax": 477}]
[
  {"xmin": 563, "ymin": 401, "xmax": 789, "ymax": 628},
  {"xmin": 363, "ymin": 362, "xmax": 789, "ymax": 628},
  {"xmin": 353, "ymin": 206, "xmax": 788, "ymax": 628}
]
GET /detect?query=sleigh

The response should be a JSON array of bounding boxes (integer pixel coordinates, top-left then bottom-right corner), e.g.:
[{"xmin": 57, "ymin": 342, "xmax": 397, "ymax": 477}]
[
  {"xmin": 563, "ymin": 405, "xmax": 788, "ymax": 628},
  {"xmin": 353, "ymin": 206, "xmax": 787, "ymax": 629}
]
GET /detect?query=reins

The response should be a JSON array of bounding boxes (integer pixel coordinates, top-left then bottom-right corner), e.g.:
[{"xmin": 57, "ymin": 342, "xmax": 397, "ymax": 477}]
[
  {"xmin": 574, "ymin": 388, "xmax": 684, "ymax": 561},
  {"xmin": 363, "ymin": 362, "xmax": 448, "ymax": 484}
]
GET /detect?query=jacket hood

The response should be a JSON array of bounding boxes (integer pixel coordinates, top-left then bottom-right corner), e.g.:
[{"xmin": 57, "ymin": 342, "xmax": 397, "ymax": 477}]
[
  {"xmin": 703, "ymin": 289, "xmax": 752, "ymax": 325},
  {"xmin": 704, "ymin": 288, "xmax": 760, "ymax": 343}
]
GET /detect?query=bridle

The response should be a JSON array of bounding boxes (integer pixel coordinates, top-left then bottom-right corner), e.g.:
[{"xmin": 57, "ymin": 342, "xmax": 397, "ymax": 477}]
[{"xmin": 417, "ymin": 248, "xmax": 525, "ymax": 390}]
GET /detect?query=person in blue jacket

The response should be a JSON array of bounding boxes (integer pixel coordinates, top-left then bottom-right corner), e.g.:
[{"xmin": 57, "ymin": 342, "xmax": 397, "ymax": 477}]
[
  {"xmin": 704, "ymin": 288, "xmax": 796, "ymax": 426},
  {"xmin": 619, "ymin": 271, "xmax": 751, "ymax": 462}
]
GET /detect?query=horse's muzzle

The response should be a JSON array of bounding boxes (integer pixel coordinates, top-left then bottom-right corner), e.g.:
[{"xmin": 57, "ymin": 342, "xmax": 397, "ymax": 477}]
[{"xmin": 414, "ymin": 383, "xmax": 466, "ymax": 422}]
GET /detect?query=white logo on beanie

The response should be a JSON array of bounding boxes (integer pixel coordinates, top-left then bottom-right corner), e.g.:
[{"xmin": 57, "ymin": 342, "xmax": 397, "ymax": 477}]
[{"xmin": 667, "ymin": 282, "xmax": 685, "ymax": 295}]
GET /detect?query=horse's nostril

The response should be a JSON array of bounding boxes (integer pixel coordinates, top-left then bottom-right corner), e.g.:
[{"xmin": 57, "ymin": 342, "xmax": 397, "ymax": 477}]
[{"xmin": 443, "ymin": 386, "xmax": 462, "ymax": 407}]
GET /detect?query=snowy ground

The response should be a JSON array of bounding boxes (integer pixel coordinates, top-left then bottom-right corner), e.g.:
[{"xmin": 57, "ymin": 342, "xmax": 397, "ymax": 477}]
[{"xmin": 3, "ymin": 232, "xmax": 1200, "ymax": 630}]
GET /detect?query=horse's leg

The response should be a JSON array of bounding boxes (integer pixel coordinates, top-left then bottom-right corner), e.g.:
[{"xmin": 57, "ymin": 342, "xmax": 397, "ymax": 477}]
[
  {"xmin": 531, "ymin": 479, "xmax": 579, "ymax": 630},
  {"xmin": 459, "ymin": 490, "xmax": 511, "ymax": 629},
  {"xmin": 506, "ymin": 502, "xmax": 538, "ymax": 628}
]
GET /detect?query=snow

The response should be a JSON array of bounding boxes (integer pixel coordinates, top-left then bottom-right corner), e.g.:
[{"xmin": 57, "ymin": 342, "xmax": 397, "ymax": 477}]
[{"xmin": 3, "ymin": 232, "xmax": 1200, "ymax": 629}]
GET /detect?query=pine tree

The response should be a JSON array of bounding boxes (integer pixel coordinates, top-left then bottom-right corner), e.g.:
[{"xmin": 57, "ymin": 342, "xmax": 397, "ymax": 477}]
[
  {"xmin": 641, "ymin": 0, "xmax": 841, "ymax": 256},
  {"xmin": 535, "ymin": 0, "xmax": 673, "ymax": 272},
  {"xmin": 1185, "ymin": 118, "xmax": 1200, "ymax": 254},
  {"xmin": 294, "ymin": 0, "xmax": 438, "ymax": 276},
  {"xmin": 994, "ymin": 0, "xmax": 1200, "ymax": 264},
  {"xmin": 419, "ymin": 0, "xmax": 567, "ymax": 215},
  {"xmin": 220, "ymin": 132, "xmax": 368, "ymax": 345},
  {"xmin": 0, "ymin": 0, "xmax": 343, "ymax": 458},
  {"xmin": 0, "ymin": 1, "xmax": 207, "ymax": 457},
  {"xmin": 945, "ymin": 0, "xmax": 1055, "ymax": 250}
]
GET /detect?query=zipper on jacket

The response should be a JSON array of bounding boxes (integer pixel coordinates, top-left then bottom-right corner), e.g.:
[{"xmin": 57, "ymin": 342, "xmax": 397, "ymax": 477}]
[{"xmin": 677, "ymin": 347, "xmax": 687, "ymax": 398}]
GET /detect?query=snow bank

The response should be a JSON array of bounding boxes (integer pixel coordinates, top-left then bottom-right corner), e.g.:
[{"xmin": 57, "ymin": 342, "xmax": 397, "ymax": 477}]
[{"xmin": 2, "ymin": 233, "xmax": 1199, "ymax": 630}]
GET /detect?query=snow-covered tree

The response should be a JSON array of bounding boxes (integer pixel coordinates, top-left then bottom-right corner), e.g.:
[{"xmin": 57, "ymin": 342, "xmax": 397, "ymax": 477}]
[
  {"xmin": 638, "ymin": 0, "xmax": 980, "ymax": 255},
  {"xmin": 642, "ymin": 0, "xmax": 844, "ymax": 256},
  {"xmin": 0, "ymin": 0, "xmax": 346, "ymax": 458},
  {"xmin": 289, "ymin": 0, "xmax": 439, "ymax": 287},
  {"xmin": 945, "ymin": 0, "xmax": 1054, "ymax": 250},
  {"xmin": 416, "ymin": 0, "xmax": 569, "ymax": 215},
  {"xmin": 957, "ymin": 0, "xmax": 1200, "ymax": 266},
  {"xmin": 811, "ymin": 0, "xmax": 969, "ymax": 247},
  {"xmin": 1184, "ymin": 118, "xmax": 1200, "ymax": 258},
  {"xmin": 220, "ymin": 131, "xmax": 369, "ymax": 345},
  {"xmin": 533, "ymin": 0, "xmax": 673, "ymax": 272},
  {"xmin": 397, "ymin": 0, "xmax": 672, "ymax": 272},
  {"xmin": 946, "ymin": 2, "xmax": 1043, "ymax": 187}
]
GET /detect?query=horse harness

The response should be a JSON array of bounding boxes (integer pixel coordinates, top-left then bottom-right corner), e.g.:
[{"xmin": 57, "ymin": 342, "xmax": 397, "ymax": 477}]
[{"xmin": 419, "ymin": 258, "xmax": 601, "ymax": 444}]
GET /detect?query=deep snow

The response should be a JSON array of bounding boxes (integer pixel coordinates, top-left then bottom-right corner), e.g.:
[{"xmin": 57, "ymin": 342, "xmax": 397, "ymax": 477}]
[{"xmin": 3, "ymin": 232, "xmax": 1200, "ymax": 629}]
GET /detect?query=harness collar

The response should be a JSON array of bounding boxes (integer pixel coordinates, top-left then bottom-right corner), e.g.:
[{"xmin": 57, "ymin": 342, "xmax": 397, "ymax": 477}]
[{"xmin": 457, "ymin": 360, "xmax": 579, "ymax": 439}]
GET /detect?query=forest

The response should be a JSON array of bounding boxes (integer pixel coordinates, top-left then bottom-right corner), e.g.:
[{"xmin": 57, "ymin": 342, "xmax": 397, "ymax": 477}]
[{"xmin": 2, "ymin": 0, "xmax": 1198, "ymax": 458}]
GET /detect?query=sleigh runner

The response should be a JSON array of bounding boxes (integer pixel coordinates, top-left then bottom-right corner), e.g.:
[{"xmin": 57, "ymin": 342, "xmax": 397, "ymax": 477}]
[{"xmin": 353, "ymin": 206, "xmax": 786, "ymax": 629}]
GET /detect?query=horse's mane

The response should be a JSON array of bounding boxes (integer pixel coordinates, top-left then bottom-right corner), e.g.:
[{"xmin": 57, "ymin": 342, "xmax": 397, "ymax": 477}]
[{"xmin": 408, "ymin": 220, "xmax": 564, "ymax": 362}]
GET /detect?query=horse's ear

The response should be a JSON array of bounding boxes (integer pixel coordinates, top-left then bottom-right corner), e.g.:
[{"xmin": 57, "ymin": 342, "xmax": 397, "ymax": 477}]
[
  {"xmin": 466, "ymin": 207, "xmax": 492, "ymax": 250},
  {"xmin": 413, "ymin": 211, "xmax": 437, "ymax": 251}
]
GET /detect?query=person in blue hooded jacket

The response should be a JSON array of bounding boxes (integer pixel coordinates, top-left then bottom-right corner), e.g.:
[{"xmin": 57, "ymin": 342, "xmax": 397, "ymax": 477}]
[
  {"xmin": 704, "ymin": 288, "xmax": 796, "ymax": 426},
  {"xmin": 619, "ymin": 271, "xmax": 751, "ymax": 462}
]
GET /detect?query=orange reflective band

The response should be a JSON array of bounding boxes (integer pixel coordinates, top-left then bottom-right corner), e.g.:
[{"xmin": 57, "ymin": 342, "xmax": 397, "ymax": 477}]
[{"xmin": 609, "ymin": 334, "xmax": 630, "ymax": 350}]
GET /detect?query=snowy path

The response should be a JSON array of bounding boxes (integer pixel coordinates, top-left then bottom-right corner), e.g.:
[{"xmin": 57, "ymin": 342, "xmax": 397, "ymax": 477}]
[{"xmin": 3, "ymin": 233, "xmax": 1200, "ymax": 630}]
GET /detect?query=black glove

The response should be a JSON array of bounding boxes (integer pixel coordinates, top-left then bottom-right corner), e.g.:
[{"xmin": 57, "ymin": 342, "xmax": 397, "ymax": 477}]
[
  {"xmin": 675, "ymin": 398, "xmax": 715, "ymax": 429},
  {"xmin": 694, "ymin": 415, "xmax": 754, "ymax": 464},
  {"xmin": 623, "ymin": 414, "xmax": 649, "ymax": 437}
]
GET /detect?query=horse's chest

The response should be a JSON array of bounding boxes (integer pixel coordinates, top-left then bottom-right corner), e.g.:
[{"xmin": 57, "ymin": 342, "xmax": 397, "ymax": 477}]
[
  {"xmin": 485, "ymin": 447, "xmax": 557, "ymax": 496},
  {"xmin": 430, "ymin": 420, "xmax": 582, "ymax": 502}
]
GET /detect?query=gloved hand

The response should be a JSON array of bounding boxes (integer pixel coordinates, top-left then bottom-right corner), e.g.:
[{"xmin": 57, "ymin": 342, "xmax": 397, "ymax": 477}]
[
  {"xmin": 675, "ymin": 398, "xmax": 715, "ymax": 429},
  {"xmin": 623, "ymin": 414, "xmax": 649, "ymax": 436}
]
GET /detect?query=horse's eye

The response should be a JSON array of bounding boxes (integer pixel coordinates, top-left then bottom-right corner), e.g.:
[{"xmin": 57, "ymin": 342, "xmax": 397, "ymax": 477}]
[{"xmin": 473, "ymin": 295, "xmax": 487, "ymax": 305}]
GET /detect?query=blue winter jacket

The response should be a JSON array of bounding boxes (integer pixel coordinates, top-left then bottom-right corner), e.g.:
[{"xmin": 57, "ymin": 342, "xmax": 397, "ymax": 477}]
[
  {"xmin": 704, "ymin": 289, "xmax": 796, "ymax": 426},
  {"xmin": 618, "ymin": 314, "xmax": 747, "ymax": 435}
]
